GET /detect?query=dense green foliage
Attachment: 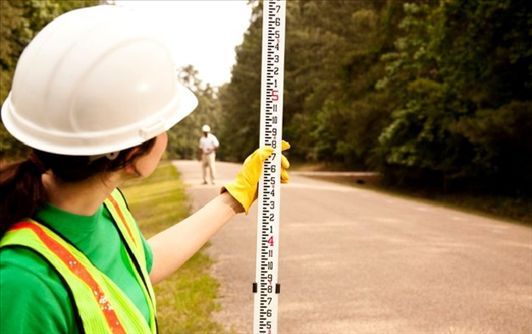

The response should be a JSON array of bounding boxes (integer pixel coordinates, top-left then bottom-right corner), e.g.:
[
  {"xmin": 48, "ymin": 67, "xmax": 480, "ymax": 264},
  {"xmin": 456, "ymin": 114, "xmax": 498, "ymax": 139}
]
[
  {"xmin": 219, "ymin": 0, "xmax": 531, "ymax": 194},
  {"xmin": 377, "ymin": 0, "xmax": 532, "ymax": 193},
  {"xmin": 0, "ymin": 0, "xmax": 100, "ymax": 158}
]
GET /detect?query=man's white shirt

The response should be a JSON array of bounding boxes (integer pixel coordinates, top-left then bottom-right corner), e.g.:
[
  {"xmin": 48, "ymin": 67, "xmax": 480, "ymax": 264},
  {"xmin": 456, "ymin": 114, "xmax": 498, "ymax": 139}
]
[{"xmin": 199, "ymin": 133, "xmax": 219, "ymax": 154}]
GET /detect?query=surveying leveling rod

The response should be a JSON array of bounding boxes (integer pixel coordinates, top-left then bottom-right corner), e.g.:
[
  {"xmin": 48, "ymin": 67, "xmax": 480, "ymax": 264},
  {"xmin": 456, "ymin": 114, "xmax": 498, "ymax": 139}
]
[{"xmin": 253, "ymin": 1, "xmax": 286, "ymax": 334}]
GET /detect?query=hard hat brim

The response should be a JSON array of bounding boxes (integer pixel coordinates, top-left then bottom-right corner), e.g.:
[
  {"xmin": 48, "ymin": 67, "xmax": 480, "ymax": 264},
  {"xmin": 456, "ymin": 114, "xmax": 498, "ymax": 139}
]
[{"xmin": 1, "ymin": 84, "xmax": 198, "ymax": 156}]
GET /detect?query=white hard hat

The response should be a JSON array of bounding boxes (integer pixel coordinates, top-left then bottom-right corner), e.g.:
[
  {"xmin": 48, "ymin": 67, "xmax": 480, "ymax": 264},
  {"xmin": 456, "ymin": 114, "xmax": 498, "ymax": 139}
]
[
  {"xmin": 202, "ymin": 124, "xmax": 211, "ymax": 132},
  {"xmin": 1, "ymin": 5, "xmax": 198, "ymax": 156}
]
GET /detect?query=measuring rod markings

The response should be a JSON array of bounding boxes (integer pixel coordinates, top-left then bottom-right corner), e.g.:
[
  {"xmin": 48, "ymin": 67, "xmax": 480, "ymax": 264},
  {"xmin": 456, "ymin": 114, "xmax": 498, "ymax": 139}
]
[{"xmin": 253, "ymin": 1, "xmax": 286, "ymax": 334}]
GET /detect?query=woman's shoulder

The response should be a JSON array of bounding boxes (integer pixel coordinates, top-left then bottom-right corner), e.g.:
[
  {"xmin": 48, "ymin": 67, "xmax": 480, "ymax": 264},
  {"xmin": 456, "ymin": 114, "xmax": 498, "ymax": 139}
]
[
  {"xmin": 0, "ymin": 246, "xmax": 67, "ymax": 291},
  {"xmin": 0, "ymin": 247, "xmax": 77, "ymax": 333}
]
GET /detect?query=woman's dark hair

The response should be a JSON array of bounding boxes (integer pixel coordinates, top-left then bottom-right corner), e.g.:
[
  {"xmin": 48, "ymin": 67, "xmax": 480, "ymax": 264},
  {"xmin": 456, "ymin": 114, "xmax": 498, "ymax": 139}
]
[{"xmin": 0, "ymin": 138, "xmax": 156, "ymax": 234}]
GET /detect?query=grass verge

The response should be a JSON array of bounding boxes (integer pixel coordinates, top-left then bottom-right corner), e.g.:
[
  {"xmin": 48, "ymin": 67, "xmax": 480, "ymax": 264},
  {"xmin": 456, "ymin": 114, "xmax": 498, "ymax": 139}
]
[{"xmin": 121, "ymin": 161, "xmax": 228, "ymax": 333}]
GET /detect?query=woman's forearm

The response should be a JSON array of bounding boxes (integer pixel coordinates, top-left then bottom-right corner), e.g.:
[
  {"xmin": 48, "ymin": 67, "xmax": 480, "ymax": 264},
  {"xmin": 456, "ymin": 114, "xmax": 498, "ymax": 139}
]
[{"xmin": 148, "ymin": 192, "xmax": 243, "ymax": 284}]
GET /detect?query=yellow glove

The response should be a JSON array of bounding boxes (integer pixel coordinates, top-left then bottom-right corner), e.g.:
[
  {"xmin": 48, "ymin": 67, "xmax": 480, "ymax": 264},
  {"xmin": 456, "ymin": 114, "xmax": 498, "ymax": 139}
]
[{"xmin": 223, "ymin": 140, "xmax": 290, "ymax": 214}]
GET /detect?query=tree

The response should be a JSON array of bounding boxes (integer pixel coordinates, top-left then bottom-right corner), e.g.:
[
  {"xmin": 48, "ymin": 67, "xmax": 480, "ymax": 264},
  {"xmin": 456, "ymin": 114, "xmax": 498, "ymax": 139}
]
[
  {"xmin": 307, "ymin": 1, "xmax": 401, "ymax": 167},
  {"xmin": 219, "ymin": 0, "xmax": 400, "ymax": 165},
  {"xmin": 217, "ymin": 1, "xmax": 263, "ymax": 161},
  {"xmin": 376, "ymin": 2, "xmax": 465, "ymax": 186},
  {"xmin": 437, "ymin": 0, "xmax": 532, "ymax": 192},
  {"xmin": 376, "ymin": 0, "xmax": 531, "ymax": 193}
]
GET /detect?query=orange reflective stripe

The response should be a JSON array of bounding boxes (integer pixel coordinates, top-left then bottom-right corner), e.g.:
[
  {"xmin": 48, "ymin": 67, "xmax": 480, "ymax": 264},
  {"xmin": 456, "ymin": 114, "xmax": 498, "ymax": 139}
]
[
  {"xmin": 106, "ymin": 195, "xmax": 138, "ymax": 248},
  {"xmin": 11, "ymin": 222, "xmax": 126, "ymax": 334}
]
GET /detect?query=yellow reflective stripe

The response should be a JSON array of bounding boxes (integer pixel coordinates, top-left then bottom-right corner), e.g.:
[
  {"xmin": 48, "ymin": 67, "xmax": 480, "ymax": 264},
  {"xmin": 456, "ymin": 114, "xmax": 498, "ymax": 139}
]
[
  {"xmin": 1, "ymin": 221, "xmax": 153, "ymax": 334},
  {"xmin": 104, "ymin": 190, "xmax": 145, "ymax": 267},
  {"xmin": 105, "ymin": 189, "xmax": 157, "ymax": 332}
]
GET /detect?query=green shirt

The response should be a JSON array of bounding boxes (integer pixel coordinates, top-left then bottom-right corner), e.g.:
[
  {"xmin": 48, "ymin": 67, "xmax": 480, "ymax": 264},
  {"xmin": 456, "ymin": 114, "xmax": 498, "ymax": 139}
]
[{"xmin": 0, "ymin": 201, "xmax": 153, "ymax": 333}]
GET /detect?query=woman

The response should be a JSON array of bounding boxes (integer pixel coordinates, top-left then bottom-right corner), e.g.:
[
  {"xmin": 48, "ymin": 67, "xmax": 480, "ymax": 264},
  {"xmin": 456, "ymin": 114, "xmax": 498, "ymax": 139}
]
[{"xmin": 0, "ymin": 5, "xmax": 289, "ymax": 333}]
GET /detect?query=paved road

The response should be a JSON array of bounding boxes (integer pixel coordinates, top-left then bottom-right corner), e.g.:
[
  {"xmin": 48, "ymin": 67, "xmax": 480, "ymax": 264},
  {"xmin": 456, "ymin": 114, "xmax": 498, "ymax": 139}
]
[{"xmin": 172, "ymin": 160, "xmax": 532, "ymax": 334}]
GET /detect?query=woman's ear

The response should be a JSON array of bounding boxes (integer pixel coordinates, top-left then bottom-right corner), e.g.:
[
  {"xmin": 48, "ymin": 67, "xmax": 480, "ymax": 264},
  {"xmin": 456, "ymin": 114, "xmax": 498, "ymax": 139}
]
[{"xmin": 123, "ymin": 147, "xmax": 141, "ymax": 176}]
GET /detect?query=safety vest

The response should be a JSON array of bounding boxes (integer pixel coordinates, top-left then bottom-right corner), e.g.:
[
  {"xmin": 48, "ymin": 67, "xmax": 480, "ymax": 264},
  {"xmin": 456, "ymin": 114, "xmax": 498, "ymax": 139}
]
[{"xmin": 0, "ymin": 189, "xmax": 157, "ymax": 333}]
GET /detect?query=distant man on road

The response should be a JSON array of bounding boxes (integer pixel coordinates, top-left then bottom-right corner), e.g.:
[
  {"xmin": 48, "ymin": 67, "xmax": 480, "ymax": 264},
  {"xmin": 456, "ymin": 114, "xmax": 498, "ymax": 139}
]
[{"xmin": 198, "ymin": 124, "xmax": 219, "ymax": 184}]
